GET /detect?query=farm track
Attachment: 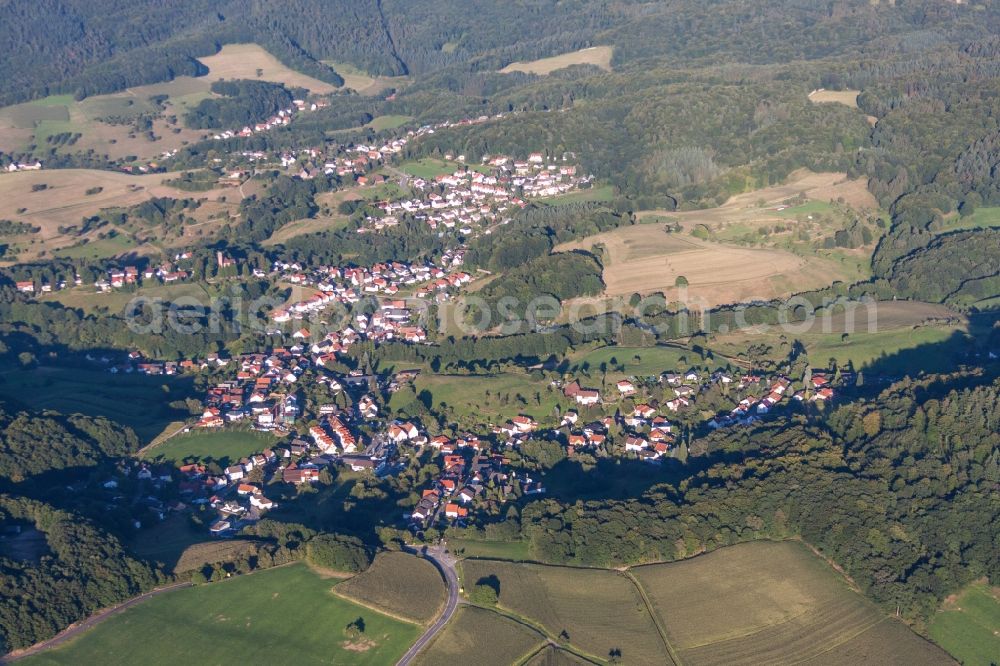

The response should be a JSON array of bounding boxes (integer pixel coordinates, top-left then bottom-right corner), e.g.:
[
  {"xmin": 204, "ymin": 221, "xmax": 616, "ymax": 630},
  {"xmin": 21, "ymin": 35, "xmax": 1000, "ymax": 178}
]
[{"xmin": 624, "ymin": 570, "xmax": 683, "ymax": 666}]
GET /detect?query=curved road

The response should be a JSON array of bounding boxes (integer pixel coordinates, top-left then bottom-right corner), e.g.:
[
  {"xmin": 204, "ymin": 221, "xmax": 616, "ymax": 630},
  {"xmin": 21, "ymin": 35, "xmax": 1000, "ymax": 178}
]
[
  {"xmin": 5, "ymin": 582, "xmax": 191, "ymax": 662},
  {"xmin": 397, "ymin": 544, "xmax": 459, "ymax": 666}
]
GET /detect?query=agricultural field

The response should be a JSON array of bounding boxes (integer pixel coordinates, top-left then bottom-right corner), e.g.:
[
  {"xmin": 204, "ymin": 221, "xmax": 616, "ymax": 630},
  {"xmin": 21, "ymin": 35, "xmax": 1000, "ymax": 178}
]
[
  {"xmin": 556, "ymin": 226, "xmax": 853, "ymax": 308},
  {"xmin": 197, "ymin": 43, "xmax": 338, "ymax": 94},
  {"xmin": 415, "ymin": 605, "xmax": 545, "ymax": 666},
  {"xmin": 500, "ymin": 46, "xmax": 614, "ymax": 75},
  {"xmin": 524, "ymin": 645, "xmax": 595, "ymax": 666},
  {"xmin": 0, "ymin": 168, "xmax": 232, "ymax": 262},
  {"xmin": 460, "ymin": 560, "xmax": 672, "ymax": 664},
  {"xmin": 631, "ymin": 540, "xmax": 952, "ymax": 666},
  {"xmin": 557, "ymin": 171, "xmax": 882, "ymax": 308},
  {"xmin": 807, "ymin": 89, "xmax": 860, "ymax": 108},
  {"xmin": 807, "ymin": 89, "xmax": 877, "ymax": 125},
  {"xmin": 21, "ymin": 563, "xmax": 421, "ymax": 666},
  {"xmin": 928, "ymin": 581, "xmax": 1000, "ymax": 666},
  {"xmin": 142, "ymin": 429, "xmax": 281, "ymax": 467},
  {"xmin": 0, "ymin": 365, "xmax": 191, "ymax": 444},
  {"xmin": 334, "ymin": 551, "xmax": 446, "ymax": 624}
]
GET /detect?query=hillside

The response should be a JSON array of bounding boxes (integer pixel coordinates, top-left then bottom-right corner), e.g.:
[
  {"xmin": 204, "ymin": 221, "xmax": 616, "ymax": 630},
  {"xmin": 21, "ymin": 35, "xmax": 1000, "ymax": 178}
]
[{"xmin": 0, "ymin": 1, "xmax": 998, "ymax": 664}]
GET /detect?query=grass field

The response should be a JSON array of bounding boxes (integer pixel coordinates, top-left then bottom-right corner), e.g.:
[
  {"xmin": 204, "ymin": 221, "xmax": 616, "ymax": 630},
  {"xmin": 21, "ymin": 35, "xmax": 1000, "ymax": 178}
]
[
  {"xmin": 500, "ymin": 46, "xmax": 614, "ymax": 75},
  {"xmin": 39, "ymin": 281, "xmax": 210, "ymax": 314},
  {"xmin": 398, "ymin": 157, "xmax": 483, "ymax": 180},
  {"xmin": 538, "ymin": 184, "xmax": 616, "ymax": 205},
  {"xmin": 334, "ymin": 551, "xmax": 446, "ymax": 624},
  {"xmin": 0, "ymin": 365, "xmax": 191, "ymax": 444},
  {"xmin": 631, "ymin": 540, "xmax": 952, "ymax": 666},
  {"xmin": 366, "ymin": 114, "xmax": 414, "ymax": 131},
  {"xmin": 22, "ymin": 563, "xmax": 421, "ymax": 666},
  {"xmin": 130, "ymin": 515, "xmax": 256, "ymax": 574},
  {"xmin": 938, "ymin": 206, "xmax": 1000, "ymax": 234},
  {"xmin": 0, "ymin": 82, "xmax": 210, "ymax": 161},
  {"xmin": 391, "ymin": 372, "xmax": 560, "ymax": 425},
  {"xmin": 198, "ymin": 43, "xmax": 337, "ymax": 93},
  {"xmin": 322, "ymin": 61, "xmax": 409, "ymax": 96},
  {"xmin": 566, "ymin": 344, "xmax": 718, "ymax": 379},
  {"xmin": 449, "ymin": 538, "xmax": 534, "ymax": 561},
  {"xmin": 415, "ymin": 605, "xmax": 545, "ymax": 666},
  {"xmin": 928, "ymin": 582, "xmax": 1000, "ymax": 665},
  {"xmin": 460, "ymin": 560, "xmax": 672, "ymax": 664},
  {"xmin": 707, "ymin": 301, "xmax": 966, "ymax": 375},
  {"xmin": 142, "ymin": 429, "xmax": 280, "ymax": 466}
]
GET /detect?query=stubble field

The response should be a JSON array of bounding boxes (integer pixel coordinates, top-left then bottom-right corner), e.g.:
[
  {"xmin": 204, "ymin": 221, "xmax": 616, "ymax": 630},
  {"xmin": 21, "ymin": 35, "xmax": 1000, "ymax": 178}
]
[
  {"xmin": 334, "ymin": 551, "xmax": 447, "ymax": 624},
  {"xmin": 500, "ymin": 46, "xmax": 614, "ymax": 75}
]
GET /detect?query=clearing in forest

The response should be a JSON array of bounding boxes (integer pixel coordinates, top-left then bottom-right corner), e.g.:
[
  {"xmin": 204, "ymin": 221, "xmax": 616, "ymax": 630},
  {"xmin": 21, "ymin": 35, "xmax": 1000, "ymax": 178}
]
[
  {"xmin": 198, "ymin": 43, "xmax": 338, "ymax": 93},
  {"xmin": 500, "ymin": 46, "xmax": 614, "ymax": 75}
]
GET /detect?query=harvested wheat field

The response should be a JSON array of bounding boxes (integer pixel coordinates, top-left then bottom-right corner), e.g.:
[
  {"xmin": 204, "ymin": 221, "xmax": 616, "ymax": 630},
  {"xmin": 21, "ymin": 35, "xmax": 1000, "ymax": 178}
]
[
  {"xmin": 556, "ymin": 226, "xmax": 850, "ymax": 307},
  {"xmin": 334, "ymin": 551, "xmax": 447, "ymax": 624},
  {"xmin": 416, "ymin": 605, "xmax": 545, "ymax": 666},
  {"xmin": 460, "ymin": 559, "xmax": 672, "ymax": 664},
  {"xmin": 808, "ymin": 89, "xmax": 860, "ymax": 108},
  {"xmin": 500, "ymin": 46, "xmax": 613, "ymax": 75},
  {"xmin": 808, "ymin": 90, "xmax": 878, "ymax": 125},
  {"xmin": 631, "ymin": 541, "xmax": 953, "ymax": 666},
  {"xmin": 199, "ymin": 44, "xmax": 338, "ymax": 93}
]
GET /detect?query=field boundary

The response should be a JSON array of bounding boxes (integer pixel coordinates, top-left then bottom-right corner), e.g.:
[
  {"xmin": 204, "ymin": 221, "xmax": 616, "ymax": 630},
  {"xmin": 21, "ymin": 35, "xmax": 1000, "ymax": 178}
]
[
  {"xmin": 468, "ymin": 603, "xmax": 605, "ymax": 665},
  {"xmin": 331, "ymin": 587, "xmax": 426, "ymax": 626},
  {"xmin": 623, "ymin": 571, "xmax": 683, "ymax": 666}
]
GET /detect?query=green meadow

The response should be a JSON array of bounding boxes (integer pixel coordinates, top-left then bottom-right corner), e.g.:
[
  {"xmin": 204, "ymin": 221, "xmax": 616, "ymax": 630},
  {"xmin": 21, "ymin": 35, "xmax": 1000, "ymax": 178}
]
[{"xmin": 22, "ymin": 564, "xmax": 421, "ymax": 666}]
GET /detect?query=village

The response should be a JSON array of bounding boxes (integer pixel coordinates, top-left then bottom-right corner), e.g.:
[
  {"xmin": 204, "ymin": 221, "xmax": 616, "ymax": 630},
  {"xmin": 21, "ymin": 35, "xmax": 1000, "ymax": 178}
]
[{"xmin": 6, "ymin": 129, "xmax": 837, "ymax": 543}]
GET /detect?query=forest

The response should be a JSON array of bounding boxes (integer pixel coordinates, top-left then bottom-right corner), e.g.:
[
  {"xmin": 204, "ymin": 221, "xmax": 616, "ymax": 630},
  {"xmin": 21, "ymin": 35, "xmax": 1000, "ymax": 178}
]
[{"xmin": 184, "ymin": 80, "xmax": 296, "ymax": 130}]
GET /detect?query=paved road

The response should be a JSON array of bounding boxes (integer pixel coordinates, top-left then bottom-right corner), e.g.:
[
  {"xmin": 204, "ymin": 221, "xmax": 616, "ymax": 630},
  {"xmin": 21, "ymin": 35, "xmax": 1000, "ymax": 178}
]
[
  {"xmin": 396, "ymin": 544, "xmax": 460, "ymax": 666},
  {"xmin": 4, "ymin": 582, "xmax": 192, "ymax": 662}
]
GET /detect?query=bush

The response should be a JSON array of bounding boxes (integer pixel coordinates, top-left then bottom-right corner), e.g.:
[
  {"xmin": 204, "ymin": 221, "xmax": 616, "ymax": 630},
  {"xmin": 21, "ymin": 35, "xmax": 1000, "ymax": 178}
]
[
  {"xmin": 468, "ymin": 575, "xmax": 500, "ymax": 605},
  {"xmin": 305, "ymin": 533, "xmax": 371, "ymax": 573}
]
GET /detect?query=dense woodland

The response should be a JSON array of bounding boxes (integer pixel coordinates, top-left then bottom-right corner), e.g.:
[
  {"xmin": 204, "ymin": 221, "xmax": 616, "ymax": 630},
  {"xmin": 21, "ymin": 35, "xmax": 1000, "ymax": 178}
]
[{"xmin": 0, "ymin": 0, "xmax": 999, "ymax": 656}]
